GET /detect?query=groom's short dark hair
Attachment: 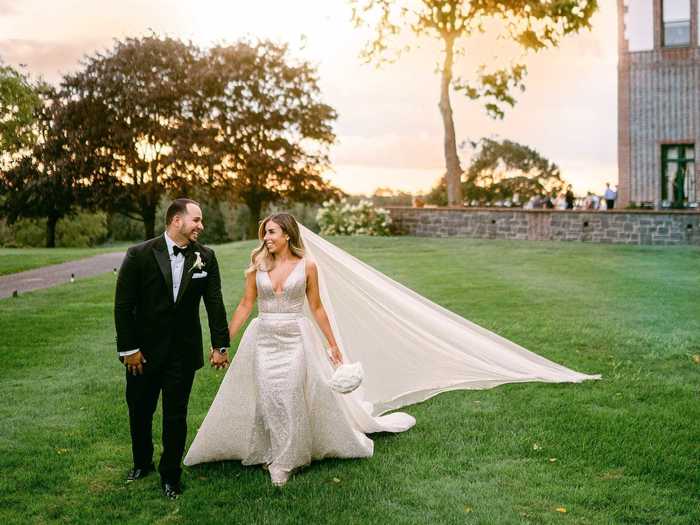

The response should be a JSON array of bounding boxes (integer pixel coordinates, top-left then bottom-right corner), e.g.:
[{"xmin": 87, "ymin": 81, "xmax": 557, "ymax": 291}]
[{"xmin": 166, "ymin": 198, "xmax": 201, "ymax": 225}]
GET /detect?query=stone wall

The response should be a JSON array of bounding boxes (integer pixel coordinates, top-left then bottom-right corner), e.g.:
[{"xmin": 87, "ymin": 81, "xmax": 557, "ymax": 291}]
[{"xmin": 386, "ymin": 207, "xmax": 700, "ymax": 246}]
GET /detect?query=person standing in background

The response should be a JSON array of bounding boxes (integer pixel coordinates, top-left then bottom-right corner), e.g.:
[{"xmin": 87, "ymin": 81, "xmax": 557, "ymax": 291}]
[
  {"xmin": 565, "ymin": 185, "xmax": 575, "ymax": 210},
  {"xmin": 604, "ymin": 183, "xmax": 617, "ymax": 210},
  {"xmin": 545, "ymin": 192, "xmax": 555, "ymax": 209}
]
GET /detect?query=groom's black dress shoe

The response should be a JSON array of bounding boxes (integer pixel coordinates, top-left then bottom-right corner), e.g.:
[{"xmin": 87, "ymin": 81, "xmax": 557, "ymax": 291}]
[
  {"xmin": 161, "ymin": 481, "xmax": 182, "ymax": 500},
  {"xmin": 125, "ymin": 463, "xmax": 155, "ymax": 483}
]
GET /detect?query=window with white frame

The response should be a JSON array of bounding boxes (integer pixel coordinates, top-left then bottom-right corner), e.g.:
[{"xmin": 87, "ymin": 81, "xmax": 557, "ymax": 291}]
[{"xmin": 663, "ymin": 0, "xmax": 692, "ymax": 47}]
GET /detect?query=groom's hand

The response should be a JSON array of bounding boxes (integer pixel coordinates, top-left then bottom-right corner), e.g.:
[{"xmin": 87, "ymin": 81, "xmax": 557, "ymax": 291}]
[
  {"xmin": 124, "ymin": 351, "xmax": 146, "ymax": 375},
  {"xmin": 209, "ymin": 349, "xmax": 229, "ymax": 370}
]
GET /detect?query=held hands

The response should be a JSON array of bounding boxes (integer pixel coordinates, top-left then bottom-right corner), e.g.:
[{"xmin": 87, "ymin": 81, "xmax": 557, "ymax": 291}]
[
  {"xmin": 123, "ymin": 351, "xmax": 147, "ymax": 375},
  {"xmin": 209, "ymin": 348, "xmax": 229, "ymax": 370}
]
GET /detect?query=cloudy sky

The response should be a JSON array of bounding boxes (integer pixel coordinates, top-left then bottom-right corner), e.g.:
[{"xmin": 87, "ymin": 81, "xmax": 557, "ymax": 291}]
[{"xmin": 0, "ymin": 0, "xmax": 618, "ymax": 195}]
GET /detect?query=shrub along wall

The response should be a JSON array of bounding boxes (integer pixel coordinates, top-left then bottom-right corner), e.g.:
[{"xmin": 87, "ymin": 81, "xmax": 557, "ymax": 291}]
[{"xmin": 386, "ymin": 207, "xmax": 700, "ymax": 246}]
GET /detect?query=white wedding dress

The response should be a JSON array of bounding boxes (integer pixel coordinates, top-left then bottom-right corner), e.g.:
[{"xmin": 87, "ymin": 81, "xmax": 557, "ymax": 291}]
[{"xmin": 184, "ymin": 226, "xmax": 600, "ymax": 470}]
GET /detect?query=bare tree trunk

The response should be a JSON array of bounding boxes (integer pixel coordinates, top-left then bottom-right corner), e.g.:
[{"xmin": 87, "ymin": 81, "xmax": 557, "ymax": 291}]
[
  {"xmin": 46, "ymin": 214, "xmax": 59, "ymax": 248},
  {"xmin": 438, "ymin": 34, "xmax": 463, "ymax": 206},
  {"xmin": 142, "ymin": 168, "xmax": 159, "ymax": 240},
  {"xmin": 142, "ymin": 205, "xmax": 156, "ymax": 240},
  {"xmin": 246, "ymin": 196, "xmax": 263, "ymax": 240}
]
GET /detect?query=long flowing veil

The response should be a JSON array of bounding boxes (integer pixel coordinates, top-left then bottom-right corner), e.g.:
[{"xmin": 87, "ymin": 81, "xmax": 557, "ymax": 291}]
[{"xmin": 300, "ymin": 225, "xmax": 600, "ymax": 416}]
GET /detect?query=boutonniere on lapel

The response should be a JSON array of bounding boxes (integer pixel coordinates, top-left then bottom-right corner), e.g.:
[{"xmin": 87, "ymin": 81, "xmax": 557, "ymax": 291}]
[{"xmin": 190, "ymin": 251, "xmax": 206, "ymax": 272}]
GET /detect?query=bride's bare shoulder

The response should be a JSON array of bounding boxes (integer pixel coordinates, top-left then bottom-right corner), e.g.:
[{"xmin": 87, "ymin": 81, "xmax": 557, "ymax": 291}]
[{"xmin": 304, "ymin": 258, "xmax": 317, "ymax": 273}]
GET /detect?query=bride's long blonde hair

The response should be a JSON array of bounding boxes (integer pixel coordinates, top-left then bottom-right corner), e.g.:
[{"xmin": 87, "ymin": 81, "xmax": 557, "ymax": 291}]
[{"xmin": 246, "ymin": 213, "xmax": 305, "ymax": 274}]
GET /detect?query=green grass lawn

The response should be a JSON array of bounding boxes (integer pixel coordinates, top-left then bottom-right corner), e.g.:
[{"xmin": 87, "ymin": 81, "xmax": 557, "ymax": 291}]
[
  {"xmin": 0, "ymin": 246, "xmax": 127, "ymax": 276},
  {"xmin": 1, "ymin": 237, "xmax": 698, "ymax": 524}
]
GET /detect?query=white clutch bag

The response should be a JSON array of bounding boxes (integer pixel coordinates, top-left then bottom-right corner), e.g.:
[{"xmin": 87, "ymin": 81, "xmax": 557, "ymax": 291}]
[{"xmin": 328, "ymin": 362, "xmax": 364, "ymax": 394}]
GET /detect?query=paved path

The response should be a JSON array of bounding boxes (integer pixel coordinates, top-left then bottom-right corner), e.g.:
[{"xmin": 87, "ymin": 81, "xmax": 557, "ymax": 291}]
[{"xmin": 0, "ymin": 252, "xmax": 126, "ymax": 299}]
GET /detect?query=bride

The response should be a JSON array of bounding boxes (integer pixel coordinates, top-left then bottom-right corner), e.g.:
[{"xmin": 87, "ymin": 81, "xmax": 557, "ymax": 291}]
[{"xmin": 184, "ymin": 213, "xmax": 599, "ymax": 486}]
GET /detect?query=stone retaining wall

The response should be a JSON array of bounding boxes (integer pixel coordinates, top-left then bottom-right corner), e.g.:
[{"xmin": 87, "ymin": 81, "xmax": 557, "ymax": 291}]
[{"xmin": 386, "ymin": 207, "xmax": 700, "ymax": 246}]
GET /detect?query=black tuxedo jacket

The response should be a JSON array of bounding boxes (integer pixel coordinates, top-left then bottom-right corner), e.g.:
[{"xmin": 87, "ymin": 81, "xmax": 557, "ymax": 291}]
[{"xmin": 114, "ymin": 235, "xmax": 230, "ymax": 371}]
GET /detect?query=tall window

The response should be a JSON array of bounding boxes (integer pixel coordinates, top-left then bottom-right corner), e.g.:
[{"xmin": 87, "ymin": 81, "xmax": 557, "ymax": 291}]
[
  {"xmin": 663, "ymin": 0, "xmax": 692, "ymax": 47},
  {"xmin": 661, "ymin": 145, "xmax": 696, "ymax": 208}
]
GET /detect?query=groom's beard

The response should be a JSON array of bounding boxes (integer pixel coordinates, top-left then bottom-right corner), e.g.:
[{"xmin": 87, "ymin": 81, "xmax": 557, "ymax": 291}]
[{"xmin": 180, "ymin": 227, "xmax": 202, "ymax": 244}]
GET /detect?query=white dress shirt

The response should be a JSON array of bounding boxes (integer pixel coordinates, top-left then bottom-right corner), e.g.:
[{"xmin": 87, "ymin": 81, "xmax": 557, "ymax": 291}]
[{"xmin": 164, "ymin": 231, "xmax": 187, "ymax": 302}]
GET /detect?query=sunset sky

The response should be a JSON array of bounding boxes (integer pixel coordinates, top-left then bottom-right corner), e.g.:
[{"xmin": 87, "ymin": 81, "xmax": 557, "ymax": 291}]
[{"xmin": 0, "ymin": 0, "xmax": 618, "ymax": 196}]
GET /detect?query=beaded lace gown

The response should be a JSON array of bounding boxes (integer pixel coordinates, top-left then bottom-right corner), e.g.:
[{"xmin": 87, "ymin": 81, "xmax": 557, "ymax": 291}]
[
  {"xmin": 183, "ymin": 259, "xmax": 416, "ymax": 471},
  {"xmin": 185, "ymin": 226, "xmax": 600, "ymax": 471}
]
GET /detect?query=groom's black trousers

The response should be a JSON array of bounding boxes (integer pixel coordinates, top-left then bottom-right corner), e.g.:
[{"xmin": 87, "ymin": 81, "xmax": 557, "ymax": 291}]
[{"xmin": 125, "ymin": 351, "xmax": 195, "ymax": 484}]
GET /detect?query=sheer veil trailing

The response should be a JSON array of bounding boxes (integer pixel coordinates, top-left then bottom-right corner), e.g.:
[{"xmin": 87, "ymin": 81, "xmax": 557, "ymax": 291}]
[
  {"xmin": 299, "ymin": 225, "xmax": 601, "ymax": 417},
  {"xmin": 183, "ymin": 225, "xmax": 600, "ymax": 467}
]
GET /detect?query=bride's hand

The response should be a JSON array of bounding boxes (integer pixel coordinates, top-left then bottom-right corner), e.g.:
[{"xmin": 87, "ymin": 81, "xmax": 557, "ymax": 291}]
[
  {"xmin": 209, "ymin": 348, "xmax": 229, "ymax": 370},
  {"xmin": 328, "ymin": 345, "xmax": 343, "ymax": 367}
]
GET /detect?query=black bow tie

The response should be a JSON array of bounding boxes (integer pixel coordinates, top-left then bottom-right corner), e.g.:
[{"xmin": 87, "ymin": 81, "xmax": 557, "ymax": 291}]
[{"xmin": 172, "ymin": 244, "xmax": 190, "ymax": 257}]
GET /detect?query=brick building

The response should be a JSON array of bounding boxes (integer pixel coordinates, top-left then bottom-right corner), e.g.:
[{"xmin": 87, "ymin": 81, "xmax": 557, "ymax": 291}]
[{"xmin": 618, "ymin": 0, "xmax": 699, "ymax": 209}]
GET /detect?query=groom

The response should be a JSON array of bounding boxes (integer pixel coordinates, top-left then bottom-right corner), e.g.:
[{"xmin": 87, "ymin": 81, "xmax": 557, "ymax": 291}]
[{"xmin": 114, "ymin": 198, "xmax": 230, "ymax": 499}]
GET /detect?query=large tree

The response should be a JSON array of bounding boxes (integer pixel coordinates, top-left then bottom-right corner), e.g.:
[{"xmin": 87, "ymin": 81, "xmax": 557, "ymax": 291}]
[
  {"xmin": 0, "ymin": 62, "xmax": 41, "ymax": 170},
  {"xmin": 203, "ymin": 41, "xmax": 341, "ymax": 237},
  {"xmin": 62, "ymin": 36, "xmax": 340, "ymax": 239},
  {"xmin": 1, "ymin": 86, "xmax": 94, "ymax": 247},
  {"xmin": 464, "ymin": 137, "xmax": 565, "ymax": 203},
  {"xmin": 61, "ymin": 35, "xmax": 211, "ymax": 239},
  {"xmin": 425, "ymin": 137, "xmax": 565, "ymax": 206},
  {"xmin": 350, "ymin": 0, "xmax": 598, "ymax": 206}
]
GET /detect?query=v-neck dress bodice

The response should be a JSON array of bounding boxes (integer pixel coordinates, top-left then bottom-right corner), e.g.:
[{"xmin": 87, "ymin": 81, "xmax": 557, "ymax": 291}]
[{"xmin": 256, "ymin": 259, "xmax": 306, "ymax": 315}]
